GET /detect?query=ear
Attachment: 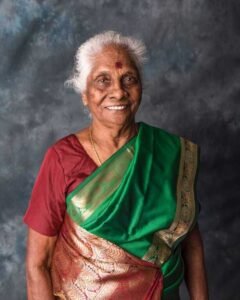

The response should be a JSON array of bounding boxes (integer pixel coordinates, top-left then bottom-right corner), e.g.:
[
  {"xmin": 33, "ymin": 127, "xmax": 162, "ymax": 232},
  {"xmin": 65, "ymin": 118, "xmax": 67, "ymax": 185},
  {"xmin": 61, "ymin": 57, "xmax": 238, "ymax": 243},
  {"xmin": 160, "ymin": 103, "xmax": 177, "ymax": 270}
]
[{"xmin": 81, "ymin": 93, "xmax": 88, "ymax": 106}]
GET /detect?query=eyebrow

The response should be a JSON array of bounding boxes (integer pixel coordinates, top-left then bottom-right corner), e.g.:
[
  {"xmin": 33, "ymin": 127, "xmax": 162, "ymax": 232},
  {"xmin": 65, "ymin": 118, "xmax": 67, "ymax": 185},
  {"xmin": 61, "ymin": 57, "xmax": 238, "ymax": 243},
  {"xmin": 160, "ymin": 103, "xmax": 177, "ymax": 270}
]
[
  {"xmin": 94, "ymin": 70, "xmax": 138, "ymax": 78},
  {"xmin": 122, "ymin": 71, "xmax": 138, "ymax": 76},
  {"xmin": 93, "ymin": 71, "xmax": 110, "ymax": 80}
]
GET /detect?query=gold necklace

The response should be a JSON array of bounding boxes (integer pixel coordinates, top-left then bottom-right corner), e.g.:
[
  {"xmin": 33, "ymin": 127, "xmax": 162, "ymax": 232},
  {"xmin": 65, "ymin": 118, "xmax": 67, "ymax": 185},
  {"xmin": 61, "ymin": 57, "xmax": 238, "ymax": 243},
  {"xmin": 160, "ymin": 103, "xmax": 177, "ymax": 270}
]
[
  {"xmin": 89, "ymin": 124, "xmax": 139, "ymax": 166},
  {"xmin": 89, "ymin": 127, "xmax": 102, "ymax": 165}
]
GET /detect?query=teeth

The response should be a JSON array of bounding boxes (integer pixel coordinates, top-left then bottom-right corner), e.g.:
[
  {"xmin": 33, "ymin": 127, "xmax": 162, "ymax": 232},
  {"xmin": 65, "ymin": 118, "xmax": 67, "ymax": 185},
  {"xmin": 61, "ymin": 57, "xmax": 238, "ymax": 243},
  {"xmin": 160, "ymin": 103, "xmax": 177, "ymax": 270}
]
[{"xmin": 106, "ymin": 105, "xmax": 127, "ymax": 110}]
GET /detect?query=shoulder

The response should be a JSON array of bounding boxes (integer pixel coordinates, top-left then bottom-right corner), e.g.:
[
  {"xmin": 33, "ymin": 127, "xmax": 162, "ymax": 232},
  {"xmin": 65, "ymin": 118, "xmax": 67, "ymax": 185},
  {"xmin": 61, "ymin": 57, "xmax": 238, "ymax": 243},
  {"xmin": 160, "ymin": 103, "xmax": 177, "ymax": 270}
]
[
  {"xmin": 46, "ymin": 133, "xmax": 85, "ymax": 159},
  {"xmin": 42, "ymin": 131, "xmax": 95, "ymax": 179},
  {"xmin": 141, "ymin": 122, "xmax": 199, "ymax": 148},
  {"xmin": 40, "ymin": 134, "xmax": 74, "ymax": 161},
  {"xmin": 51, "ymin": 133, "xmax": 77, "ymax": 151},
  {"xmin": 38, "ymin": 133, "xmax": 85, "ymax": 172}
]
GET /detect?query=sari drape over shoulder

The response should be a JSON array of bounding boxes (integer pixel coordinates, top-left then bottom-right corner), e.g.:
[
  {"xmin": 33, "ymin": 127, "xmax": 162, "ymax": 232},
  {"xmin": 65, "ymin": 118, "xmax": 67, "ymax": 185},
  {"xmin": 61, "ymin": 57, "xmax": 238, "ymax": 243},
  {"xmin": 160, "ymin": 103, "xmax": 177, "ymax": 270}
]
[{"xmin": 51, "ymin": 122, "xmax": 199, "ymax": 300}]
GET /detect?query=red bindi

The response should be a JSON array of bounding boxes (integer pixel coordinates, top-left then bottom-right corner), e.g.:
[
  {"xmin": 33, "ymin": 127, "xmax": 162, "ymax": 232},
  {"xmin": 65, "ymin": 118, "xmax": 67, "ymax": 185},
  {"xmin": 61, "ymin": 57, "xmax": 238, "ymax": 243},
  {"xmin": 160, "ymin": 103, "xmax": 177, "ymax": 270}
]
[{"xmin": 115, "ymin": 61, "xmax": 123, "ymax": 68}]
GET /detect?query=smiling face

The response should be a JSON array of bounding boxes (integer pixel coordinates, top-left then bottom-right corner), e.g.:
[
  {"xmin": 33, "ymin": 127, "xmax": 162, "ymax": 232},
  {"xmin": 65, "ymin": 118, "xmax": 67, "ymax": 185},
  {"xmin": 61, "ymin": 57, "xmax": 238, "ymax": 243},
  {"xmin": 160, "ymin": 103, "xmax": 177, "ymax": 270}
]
[{"xmin": 82, "ymin": 45, "xmax": 142, "ymax": 128}]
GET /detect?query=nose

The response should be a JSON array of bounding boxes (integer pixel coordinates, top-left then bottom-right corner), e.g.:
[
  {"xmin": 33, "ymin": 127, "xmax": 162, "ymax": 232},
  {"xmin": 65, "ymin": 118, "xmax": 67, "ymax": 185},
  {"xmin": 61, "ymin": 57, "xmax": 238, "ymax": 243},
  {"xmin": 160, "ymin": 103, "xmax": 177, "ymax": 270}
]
[{"xmin": 109, "ymin": 80, "xmax": 128, "ymax": 101}]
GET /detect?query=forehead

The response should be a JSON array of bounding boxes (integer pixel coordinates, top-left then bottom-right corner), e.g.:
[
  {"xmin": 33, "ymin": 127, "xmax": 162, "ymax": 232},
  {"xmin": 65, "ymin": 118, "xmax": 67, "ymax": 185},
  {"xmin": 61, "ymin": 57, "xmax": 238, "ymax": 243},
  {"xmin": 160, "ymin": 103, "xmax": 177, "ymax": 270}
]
[{"xmin": 91, "ymin": 45, "xmax": 138, "ymax": 74}]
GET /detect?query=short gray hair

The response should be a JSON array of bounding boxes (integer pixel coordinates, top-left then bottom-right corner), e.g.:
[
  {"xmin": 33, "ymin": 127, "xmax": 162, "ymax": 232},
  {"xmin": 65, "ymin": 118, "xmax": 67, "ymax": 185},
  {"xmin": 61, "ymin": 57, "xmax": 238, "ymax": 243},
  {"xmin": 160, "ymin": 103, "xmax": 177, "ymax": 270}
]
[{"xmin": 65, "ymin": 31, "xmax": 147, "ymax": 94}]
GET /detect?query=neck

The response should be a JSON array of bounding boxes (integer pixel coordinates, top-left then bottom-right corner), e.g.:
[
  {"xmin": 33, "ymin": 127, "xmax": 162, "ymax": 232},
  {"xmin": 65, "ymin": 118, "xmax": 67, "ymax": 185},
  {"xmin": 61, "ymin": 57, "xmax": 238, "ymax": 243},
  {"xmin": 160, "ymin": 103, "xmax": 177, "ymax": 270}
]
[{"xmin": 90, "ymin": 120, "xmax": 138, "ymax": 150}]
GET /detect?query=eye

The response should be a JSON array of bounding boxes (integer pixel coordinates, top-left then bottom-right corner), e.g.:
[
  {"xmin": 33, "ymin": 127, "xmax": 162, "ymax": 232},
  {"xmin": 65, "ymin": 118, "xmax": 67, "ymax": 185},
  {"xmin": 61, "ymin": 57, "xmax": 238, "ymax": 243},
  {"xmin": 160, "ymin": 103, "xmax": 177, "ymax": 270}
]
[
  {"xmin": 96, "ymin": 76, "xmax": 111, "ymax": 86},
  {"xmin": 122, "ymin": 75, "xmax": 138, "ymax": 86}
]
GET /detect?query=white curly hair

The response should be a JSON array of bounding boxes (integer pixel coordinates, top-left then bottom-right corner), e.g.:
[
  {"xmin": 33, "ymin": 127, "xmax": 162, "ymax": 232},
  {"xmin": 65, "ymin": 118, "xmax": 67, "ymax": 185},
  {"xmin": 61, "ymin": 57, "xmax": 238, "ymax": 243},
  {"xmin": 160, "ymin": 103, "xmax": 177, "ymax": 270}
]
[{"xmin": 65, "ymin": 30, "xmax": 147, "ymax": 94}]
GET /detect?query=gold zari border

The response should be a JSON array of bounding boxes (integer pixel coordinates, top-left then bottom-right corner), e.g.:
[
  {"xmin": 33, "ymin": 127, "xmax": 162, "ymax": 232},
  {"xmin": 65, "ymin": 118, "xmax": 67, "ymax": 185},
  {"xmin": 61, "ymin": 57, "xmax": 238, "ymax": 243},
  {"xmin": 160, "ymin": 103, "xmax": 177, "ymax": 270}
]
[{"xmin": 143, "ymin": 137, "xmax": 198, "ymax": 266}]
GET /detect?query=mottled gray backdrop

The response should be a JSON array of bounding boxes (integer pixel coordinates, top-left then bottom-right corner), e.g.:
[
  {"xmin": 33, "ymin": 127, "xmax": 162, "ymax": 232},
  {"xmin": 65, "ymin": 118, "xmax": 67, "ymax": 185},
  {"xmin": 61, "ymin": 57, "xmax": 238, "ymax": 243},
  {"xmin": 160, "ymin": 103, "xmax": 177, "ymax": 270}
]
[{"xmin": 0, "ymin": 0, "xmax": 239, "ymax": 299}]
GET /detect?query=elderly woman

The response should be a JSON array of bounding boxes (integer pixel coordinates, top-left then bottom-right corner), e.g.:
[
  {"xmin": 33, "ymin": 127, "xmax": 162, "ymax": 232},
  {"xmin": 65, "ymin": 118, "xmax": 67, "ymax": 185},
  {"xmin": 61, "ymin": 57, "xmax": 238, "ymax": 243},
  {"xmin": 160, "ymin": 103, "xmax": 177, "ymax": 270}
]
[{"xmin": 24, "ymin": 31, "xmax": 208, "ymax": 300}]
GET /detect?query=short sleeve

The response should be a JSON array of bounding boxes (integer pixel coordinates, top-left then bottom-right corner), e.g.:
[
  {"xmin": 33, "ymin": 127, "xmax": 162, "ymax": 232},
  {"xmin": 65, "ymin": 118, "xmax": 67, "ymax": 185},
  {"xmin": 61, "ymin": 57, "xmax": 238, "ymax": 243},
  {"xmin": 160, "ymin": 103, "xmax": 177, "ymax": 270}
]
[{"xmin": 23, "ymin": 147, "xmax": 67, "ymax": 236}]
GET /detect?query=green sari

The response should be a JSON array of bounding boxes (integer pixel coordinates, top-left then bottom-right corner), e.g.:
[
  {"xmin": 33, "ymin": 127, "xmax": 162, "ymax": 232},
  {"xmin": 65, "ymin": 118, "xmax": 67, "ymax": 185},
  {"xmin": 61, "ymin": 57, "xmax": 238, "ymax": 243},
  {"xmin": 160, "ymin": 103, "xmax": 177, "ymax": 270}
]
[{"xmin": 51, "ymin": 122, "xmax": 199, "ymax": 300}]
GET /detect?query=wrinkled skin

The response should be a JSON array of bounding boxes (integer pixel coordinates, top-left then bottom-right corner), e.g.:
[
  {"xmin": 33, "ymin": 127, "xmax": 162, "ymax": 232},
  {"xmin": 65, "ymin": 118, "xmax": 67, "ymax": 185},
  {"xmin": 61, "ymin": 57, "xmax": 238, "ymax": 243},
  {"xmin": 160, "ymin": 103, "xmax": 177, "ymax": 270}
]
[{"xmin": 82, "ymin": 44, "xmax": 142, "ymax": 130}]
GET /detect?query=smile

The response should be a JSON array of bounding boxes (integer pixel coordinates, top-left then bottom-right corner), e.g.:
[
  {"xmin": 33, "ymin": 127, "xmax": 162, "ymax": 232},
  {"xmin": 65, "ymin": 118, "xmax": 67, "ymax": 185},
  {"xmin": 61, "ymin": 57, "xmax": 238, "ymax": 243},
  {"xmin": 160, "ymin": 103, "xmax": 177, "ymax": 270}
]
[{"xmin": 105, "ymin": 105, "xmax": 128, "ymax": 111}]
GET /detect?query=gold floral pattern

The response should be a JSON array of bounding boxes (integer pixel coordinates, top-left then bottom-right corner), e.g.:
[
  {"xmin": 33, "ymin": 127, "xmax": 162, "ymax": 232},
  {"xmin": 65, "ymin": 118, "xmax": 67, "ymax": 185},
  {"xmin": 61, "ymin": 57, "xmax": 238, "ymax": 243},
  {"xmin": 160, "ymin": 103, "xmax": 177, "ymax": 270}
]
[{"xmin": 51, "ymin": 214, "xmax": 163, "ymax": 300}]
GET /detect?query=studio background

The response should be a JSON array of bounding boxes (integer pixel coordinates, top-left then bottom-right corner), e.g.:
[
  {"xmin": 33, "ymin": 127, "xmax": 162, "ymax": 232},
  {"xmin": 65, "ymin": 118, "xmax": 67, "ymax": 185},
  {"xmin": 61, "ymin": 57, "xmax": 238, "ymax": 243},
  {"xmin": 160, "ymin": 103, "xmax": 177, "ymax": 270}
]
[{"xmin": 0, "ymin": 1, "xmax": 239, "ymax": 299}]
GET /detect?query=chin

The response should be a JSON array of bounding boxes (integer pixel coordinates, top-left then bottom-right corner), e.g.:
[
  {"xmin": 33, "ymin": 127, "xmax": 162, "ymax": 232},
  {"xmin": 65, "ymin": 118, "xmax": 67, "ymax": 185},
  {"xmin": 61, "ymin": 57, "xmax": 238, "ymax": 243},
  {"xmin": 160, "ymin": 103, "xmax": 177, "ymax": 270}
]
[{"xmin": 102, "ymin": 115, "xmax": 134, "ymax": 127}]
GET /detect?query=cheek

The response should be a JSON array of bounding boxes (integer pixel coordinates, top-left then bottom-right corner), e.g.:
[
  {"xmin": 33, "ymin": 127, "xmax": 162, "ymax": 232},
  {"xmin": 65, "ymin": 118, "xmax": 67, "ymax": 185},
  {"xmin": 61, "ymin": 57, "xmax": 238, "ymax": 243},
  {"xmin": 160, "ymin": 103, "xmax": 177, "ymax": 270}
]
[
  {"xmin": 131, "ymin": 86, "xmax": 142, "ymax": 101},
  {"xmin": 86, "ymin": 88, "xmax": 108, "ymax": 107}
]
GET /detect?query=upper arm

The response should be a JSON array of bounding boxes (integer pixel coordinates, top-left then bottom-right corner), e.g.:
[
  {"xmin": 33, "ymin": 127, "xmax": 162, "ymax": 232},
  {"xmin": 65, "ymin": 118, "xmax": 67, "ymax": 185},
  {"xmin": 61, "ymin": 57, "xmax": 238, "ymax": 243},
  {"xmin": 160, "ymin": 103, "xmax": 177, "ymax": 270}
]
[
  {"xmin": 182, "ymin": 223, "xmax": 203, "ymax": 251},
  {"xmin": 24, "ymin": 147, "xmax": 66, "ymax": 236},
  {"xmin": 26, "ymin": 228, "xmax": 57, "ymax": 271}
]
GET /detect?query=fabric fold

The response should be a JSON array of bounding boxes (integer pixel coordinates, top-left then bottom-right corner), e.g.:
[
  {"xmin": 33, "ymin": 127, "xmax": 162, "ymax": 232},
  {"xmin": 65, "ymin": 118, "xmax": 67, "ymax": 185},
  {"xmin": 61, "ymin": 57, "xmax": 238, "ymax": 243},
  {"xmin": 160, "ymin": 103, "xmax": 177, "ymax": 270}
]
[
  {"xmin": 51, "ymin": 122, "xmax": 199, "ymax": 299},
  {"xmin": 51, "ymin": 214, "xmax": 163, "ymax": 299}
]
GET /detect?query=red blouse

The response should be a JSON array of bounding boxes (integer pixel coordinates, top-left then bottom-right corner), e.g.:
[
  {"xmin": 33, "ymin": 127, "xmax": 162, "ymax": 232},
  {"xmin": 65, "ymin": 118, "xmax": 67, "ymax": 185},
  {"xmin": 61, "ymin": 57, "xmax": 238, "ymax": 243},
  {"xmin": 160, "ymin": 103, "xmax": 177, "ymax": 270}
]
[{"xmin": 23, "ymin": 134, "xmax": 97, "ymax": 236}]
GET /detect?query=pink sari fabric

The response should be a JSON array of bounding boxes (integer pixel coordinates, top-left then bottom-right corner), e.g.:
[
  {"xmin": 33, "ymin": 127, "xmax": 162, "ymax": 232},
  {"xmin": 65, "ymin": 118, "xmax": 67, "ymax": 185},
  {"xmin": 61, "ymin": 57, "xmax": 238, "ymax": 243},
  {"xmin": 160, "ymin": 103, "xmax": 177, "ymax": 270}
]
[{"xmin": 51, "ymin": 214, "xmax": 163, "ymax": 300}]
